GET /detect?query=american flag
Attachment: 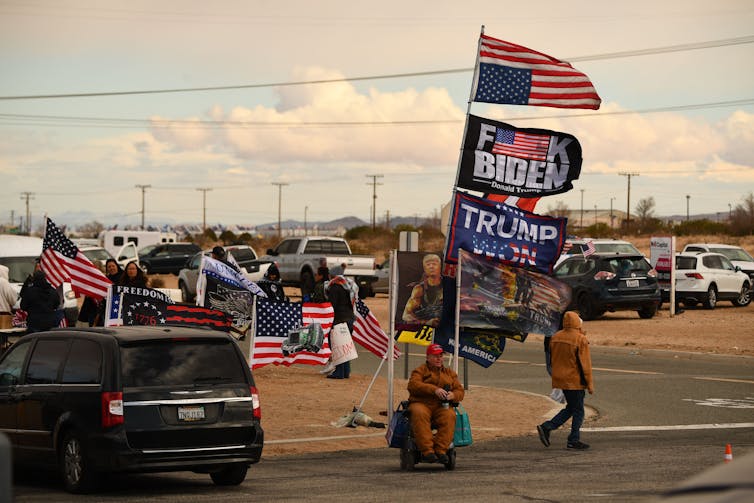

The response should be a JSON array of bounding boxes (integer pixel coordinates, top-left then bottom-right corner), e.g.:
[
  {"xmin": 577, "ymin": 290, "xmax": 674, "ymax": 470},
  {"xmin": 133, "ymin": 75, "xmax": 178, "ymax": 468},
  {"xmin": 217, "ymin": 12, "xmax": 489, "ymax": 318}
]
[
  {"xmin": 492, "ymin": 128, "xmax": 550, "ymax": 161},
  {"xmin": 353, "ymin": 298, "xmax": 400, "ymax": 360},
  {"xmin": 473, "ymin": 34, "xmax": 601, "ymax": 110},
  {"xmin": 582, "ymin": 240, "xmax": 597, "ymax": 257},
  {"xmin": 41, "ymin": 218, "xmax": 111, "ymax": 300},
  {"xmin": 251, "ymin": 298, "xmax": 334, "ymax": 369}
]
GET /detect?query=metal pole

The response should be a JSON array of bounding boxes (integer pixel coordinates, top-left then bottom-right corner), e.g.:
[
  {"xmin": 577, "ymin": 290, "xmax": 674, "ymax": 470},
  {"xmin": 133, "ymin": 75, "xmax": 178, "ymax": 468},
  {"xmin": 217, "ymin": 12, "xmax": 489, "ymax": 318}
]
[
  {"xmin": 686, "ymin": 195, "xmax": 690, "ymax": 221},
  {"xmin": 304, "ymin": 206, "xmax": 308, "ymax": 236},
  {"xmin": 618, "ymin": 172, "xmax": 639, "ymax": 228},
  {"xmin": 135, "ymin": 184, "xmax": 151, "ymax": 230},
  {"xmin": 365, "ymin": 174, "xmax": 384, "ymax": 230},
  {"xmin": 196, "ymin": 188, "xmax": 212, "ymax": 231},
  {"xmin": 580, "ymin": 189, "xmax": 584, "ymax": 228},
  {"xmin": 19, "ymin": 192, "xmax": 34, "ymax": 234},
  {"xmin": 272, "ymin": 182, "xmax": 288, "ymax": 240}
]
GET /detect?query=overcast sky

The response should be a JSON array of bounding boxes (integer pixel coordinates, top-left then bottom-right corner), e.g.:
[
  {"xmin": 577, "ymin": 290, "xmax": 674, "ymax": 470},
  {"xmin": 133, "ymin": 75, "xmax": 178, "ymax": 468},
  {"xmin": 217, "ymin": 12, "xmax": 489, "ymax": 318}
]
[{"xmin": 1, "ymin": 0, "xmax": 753, "ymax": 229}]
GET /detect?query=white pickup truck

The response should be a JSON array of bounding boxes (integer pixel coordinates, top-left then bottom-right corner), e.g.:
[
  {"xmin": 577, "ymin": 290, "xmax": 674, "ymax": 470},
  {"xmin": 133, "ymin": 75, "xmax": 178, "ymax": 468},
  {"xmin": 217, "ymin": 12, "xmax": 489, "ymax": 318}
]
[{"xmin": 262, "ymin": 236, "xmax": 377, "ymax": 298}]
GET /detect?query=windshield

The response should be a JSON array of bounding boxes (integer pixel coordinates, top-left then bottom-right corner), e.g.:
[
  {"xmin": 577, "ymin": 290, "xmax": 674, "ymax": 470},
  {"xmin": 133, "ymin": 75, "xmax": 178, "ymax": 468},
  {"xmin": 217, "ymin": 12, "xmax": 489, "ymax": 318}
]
[
  {"xmin": 120, "ymin": 339, "xmax": 248, "ymax": 387},
  {"xmin": 709, "ymin": 247, "xmax": 754, "ymax": 262},
  {"xmin": 138, "ymin": 244, "xmax": 157, "ymax": 257},
  {"xmin": 82, "ymin": 248, "xmax": 113, "ymax": 264},
  {"xmin": 605, "ymin": 256, "xmax": 651, "ymax": 275},
  {"xmin": 0, "ymin": 257, "xmax": 37, "ymax": 284},
  {"xmin": 594, "ymin": 243, "xmax": 641, "ymax": 254}
]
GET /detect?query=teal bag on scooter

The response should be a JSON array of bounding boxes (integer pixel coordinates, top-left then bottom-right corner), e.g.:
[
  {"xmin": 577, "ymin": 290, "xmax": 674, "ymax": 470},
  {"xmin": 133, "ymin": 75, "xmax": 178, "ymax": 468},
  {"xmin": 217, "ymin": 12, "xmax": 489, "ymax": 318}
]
[{"xmin": 453, "ymin": 404, "xmax": 473, "ymax": 446}]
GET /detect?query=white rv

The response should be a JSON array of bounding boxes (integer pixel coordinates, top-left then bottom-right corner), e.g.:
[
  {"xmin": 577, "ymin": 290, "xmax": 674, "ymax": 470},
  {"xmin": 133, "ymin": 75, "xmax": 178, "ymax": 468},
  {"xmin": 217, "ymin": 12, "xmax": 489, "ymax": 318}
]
[{"xmin": 99, "ymin": 230, "xmax": 177, "ymax": 258}]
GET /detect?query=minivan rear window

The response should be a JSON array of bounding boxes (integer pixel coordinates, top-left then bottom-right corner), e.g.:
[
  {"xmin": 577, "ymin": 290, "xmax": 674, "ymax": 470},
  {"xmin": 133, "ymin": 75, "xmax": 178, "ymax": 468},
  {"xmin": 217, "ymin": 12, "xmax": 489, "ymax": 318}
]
[{"xmin": 120, "ymin": 339, "xmax": 248, "ymax": 387}]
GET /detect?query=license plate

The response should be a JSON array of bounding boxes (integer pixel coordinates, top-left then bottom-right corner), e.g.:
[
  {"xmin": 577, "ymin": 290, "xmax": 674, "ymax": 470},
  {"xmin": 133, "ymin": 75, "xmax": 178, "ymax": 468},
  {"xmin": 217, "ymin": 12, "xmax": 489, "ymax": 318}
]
[
  {"xmin": 626, "ymin": 279, "xmax": 639, "ymax": 288},
  {"xmin": 178, "ymin": 406, "xmax": 205, "ymax": 421}
]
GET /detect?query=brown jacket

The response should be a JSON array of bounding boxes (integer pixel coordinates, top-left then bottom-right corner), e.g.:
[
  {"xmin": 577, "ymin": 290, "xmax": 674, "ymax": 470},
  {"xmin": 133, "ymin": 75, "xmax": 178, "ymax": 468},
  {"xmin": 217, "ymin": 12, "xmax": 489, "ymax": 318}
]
[
  {"xmin": 408, "ymin": 362, "xmax": 465, "ymax": 405},
  {"xmin": 550, "ymin": 311, "xmax": 594, "ymax": 393}
]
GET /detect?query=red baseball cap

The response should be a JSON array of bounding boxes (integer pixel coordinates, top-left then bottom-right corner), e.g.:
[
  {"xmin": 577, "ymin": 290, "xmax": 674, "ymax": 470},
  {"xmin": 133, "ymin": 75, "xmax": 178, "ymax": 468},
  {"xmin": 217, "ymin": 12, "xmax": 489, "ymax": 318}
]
[{"xmin": 426, "ymin": 343, "xmax": 444, "ymax": 356}]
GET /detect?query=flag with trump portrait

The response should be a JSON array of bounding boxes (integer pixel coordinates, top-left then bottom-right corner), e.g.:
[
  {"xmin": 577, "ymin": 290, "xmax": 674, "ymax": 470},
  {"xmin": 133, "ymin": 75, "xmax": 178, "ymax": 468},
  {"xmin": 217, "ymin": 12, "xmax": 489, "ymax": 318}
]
[
  {"xmin": 472, "ymin": 33, "xmax": 601, "ymax": 110},
  {"xmin": 40, "ymin": 217, "xmax": 112, "ymax": 300}
]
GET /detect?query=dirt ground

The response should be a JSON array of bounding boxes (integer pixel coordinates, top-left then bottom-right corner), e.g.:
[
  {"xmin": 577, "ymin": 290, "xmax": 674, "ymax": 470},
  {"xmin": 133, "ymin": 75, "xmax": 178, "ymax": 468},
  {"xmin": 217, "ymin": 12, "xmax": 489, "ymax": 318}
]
[{"xmin": 151, "ymin": 235, "xmax": 754, "ymax": 457}]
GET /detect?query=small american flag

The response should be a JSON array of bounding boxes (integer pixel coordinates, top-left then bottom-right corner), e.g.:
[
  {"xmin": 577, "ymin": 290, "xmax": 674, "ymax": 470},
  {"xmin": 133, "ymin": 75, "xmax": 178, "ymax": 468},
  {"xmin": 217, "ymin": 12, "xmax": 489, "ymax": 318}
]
[
  {"xmin": 41, "ymin": 217, "xmax": 111, "ymax": 300},
  {"xmin": 473, "ymin": 34, "xmax": 601, "ymax": 110},
  {"xmin": 582, "ymin": 240, "xmax": 596, "ymax": 257},
  {"xmin": 353, "ymin": 299, "xmax": 400, "ymax": 360},
  {"xmin": 251, "ymin": 298, "xmax": 334, "ymax": 369},
  {"xmin": 492, "ymin": 128, "xmax": 550, "ymax": 161}
]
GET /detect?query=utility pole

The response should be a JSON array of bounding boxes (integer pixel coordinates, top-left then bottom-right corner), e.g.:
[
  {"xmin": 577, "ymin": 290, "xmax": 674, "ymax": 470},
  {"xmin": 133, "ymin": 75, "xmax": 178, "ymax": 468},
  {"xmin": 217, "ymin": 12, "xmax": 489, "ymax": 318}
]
[
  {"xmin": 728, "ymin": 203, "xmax": 732, "ymax": 220},
  {"xmin": 580, "ymin": 189, "xmax": 584, "ymax": 228},
  {"xmin": 365, "ymin": 174, "xmax": 384, "ymax": 231},
  {"xmin": 594, "ymin": 205, "xmax": 598, "ymax": 225},
  {"xmin": 686, "ymin": 195, "xmax": 690, "ymax": 221},
  {"xmin": 618, "ymin": 172, "xmax": 639, "ymax": 228},
  {"xmin": 19, "ymin": 192, "xmax": 34, "ymax": 234},
  {"xmin": 610, "ymin": 197, "xmax": 615, "ymax": 228},
  {"xmin": 134, "ymin": 184, "xmax": 151, "ymax": 230},
  {"xmin": 304, "ymin": 206, "xmax": 308, "ymax": 236},
  {"xmin": 272, "ymin": 182, "xmax": 289, "ymax": 240},
  {"xmin": 196, "ymin": 188, "xmax": 212, "ymax": 231}
]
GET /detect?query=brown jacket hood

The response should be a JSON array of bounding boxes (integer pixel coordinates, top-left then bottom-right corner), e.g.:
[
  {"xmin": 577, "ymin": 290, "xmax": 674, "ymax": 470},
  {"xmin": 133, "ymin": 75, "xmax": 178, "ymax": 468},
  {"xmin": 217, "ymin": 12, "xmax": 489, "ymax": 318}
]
[{"xmin": 562, "ymin": 311, "xmax": 583, "ymax": 331}]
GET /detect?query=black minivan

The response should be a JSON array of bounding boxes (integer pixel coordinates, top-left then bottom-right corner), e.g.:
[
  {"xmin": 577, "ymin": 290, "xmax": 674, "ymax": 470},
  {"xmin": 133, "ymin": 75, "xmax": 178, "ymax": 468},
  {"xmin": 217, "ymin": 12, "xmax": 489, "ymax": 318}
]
[{"xmin": 0, "ymin": 326, "xmax": 263, "ymax": 493}]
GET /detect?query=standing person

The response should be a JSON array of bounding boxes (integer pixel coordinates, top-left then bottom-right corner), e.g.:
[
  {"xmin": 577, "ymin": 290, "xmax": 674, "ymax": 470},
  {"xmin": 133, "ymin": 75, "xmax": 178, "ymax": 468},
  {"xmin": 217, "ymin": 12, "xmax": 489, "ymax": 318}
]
[
  {"xmin": 0, "ymin": 265, "xmax": 18, "ymax": 329},
  {"xmin": 407, "ymin": 343, "xmax": 465, "ymax": 463},
  {"xmin": 329, "ymin": 262, "xmax": 346, "ymax": 277},
  {"xmin": 92, "ymin": 259, "xmax": 123, "ymax": 326},
  {"xmin": 211, "ymin": 246, "xmax": 240, "ymax": 272},
  {"xmin": 118, "ymin": 261, "xmax": 148, "ymax": 287},
  {"xmin": 402, "ymin": 253, "xmax": 443, "ymax": 327},
  {"xmin": 20, "ymin": 269, "xmax": 59, "ymax": 333},
  {"xmin": 324, "ymin": 274, "xmax": 358, "ymax": 379},
  {"xmin": 537, "ymin": 310, "xmax": 594, "ymax": 450},
  {"xmin": 257, "ymin": 264, "xmax": 287, "ymax": 302},
  {"xmin": 310, "ymin": 266, "xmax": 329, "ymax": 303}
]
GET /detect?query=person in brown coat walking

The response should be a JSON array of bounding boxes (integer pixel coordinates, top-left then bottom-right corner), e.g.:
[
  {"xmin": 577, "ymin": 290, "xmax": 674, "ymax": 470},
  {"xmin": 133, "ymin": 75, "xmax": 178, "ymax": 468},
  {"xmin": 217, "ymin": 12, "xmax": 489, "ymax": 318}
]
[
  {"xmin": 407, "ymin": 343, "xmax": 465, "ymax": 463},
  {"xmin": 537, "ymin": 310, "xmax": 594, "ymax": 450}
]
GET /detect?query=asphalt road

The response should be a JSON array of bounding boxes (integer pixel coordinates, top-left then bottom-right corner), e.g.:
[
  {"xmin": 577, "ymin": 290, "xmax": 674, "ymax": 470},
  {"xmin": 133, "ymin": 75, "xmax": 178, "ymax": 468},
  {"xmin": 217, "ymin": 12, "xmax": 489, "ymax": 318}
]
[{"xmin": 11, "ymin": 345, "xmax": 754, "ymax": 501}]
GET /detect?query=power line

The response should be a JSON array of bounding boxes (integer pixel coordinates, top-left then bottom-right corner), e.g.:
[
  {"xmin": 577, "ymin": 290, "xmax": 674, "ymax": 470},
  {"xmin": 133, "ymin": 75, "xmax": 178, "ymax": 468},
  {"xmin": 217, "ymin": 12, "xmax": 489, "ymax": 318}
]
[
  {"xmin": 1, "ymin": 97, "xmax": 752, "ymax": 130},
  {"xmin": 1, "ymin": 35, "xmax": 752, "ymax": 101}
]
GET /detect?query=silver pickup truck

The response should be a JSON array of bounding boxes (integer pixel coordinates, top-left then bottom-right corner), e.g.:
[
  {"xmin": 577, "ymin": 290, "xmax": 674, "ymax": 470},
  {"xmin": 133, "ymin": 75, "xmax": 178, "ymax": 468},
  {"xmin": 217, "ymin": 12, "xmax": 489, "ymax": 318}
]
[{"xmin": 262, "ymin": 236, "xmax": 377, "ymax": 298}]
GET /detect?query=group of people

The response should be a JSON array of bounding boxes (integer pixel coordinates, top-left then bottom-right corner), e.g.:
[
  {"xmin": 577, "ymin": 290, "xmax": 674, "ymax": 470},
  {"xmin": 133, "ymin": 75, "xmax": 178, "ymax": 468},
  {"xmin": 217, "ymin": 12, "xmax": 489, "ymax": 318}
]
[{"xmin": 405, "ymin": 309, "xmax": 594, "ymax": 464}]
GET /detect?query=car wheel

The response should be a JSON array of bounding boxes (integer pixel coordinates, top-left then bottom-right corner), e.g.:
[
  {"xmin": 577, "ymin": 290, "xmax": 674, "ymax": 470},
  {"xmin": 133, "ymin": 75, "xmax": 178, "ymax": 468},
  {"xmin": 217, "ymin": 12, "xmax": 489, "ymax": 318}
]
[
  {"xmin": 179, "ymin": 280, "xmax": 194, "ymax": 303},
  {"xmin": 60, "ymin": 430, "xmax": 97, "ymax": 494},
  {"xmin": 704, "ymin": 285, "xmax": 717, "ymax": 309},
  {"xmin": 637, "ymin": 305, "xmax": 657, "ymax": 319},
  {"xmin": 576, "ymin": 293, "xmax": 597, "ymax": 321},
  {"xmin": 210, "ymin": 463, "xmax": 248, "ymax": 486},
  {"xmin": 300, "ymin": 270, "xmax": 315, "ymax": 297},
  {"xmin": 732, "ymin": 283, "xmax": 752, "ymax": 307}
]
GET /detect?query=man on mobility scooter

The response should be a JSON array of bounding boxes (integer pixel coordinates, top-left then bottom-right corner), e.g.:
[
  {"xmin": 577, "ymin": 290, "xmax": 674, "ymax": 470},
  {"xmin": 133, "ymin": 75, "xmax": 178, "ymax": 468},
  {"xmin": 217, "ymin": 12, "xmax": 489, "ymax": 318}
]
[{"xmin": 407, "ymin": 343, "xmax": 465, "ymax": 465}]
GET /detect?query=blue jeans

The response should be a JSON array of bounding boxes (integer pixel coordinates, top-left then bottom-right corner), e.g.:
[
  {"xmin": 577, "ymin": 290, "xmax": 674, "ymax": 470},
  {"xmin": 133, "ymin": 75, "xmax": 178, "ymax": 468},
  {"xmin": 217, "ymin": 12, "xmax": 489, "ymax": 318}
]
[{"xmin": 543, "ymin": 389, "xmax": 585, "ymax": 443}]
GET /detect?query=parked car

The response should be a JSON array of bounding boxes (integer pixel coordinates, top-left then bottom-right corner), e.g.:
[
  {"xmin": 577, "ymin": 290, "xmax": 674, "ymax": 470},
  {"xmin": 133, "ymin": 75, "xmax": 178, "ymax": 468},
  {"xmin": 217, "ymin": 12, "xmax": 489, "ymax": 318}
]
[
  {"xmin": 556, "ymin": 238, "xmax": 643, "ymax": 267},
  {"xmin": 138, "ymin": 242, "xmax": 201, "ymax": 275},
  {"xmin": 675, "ymin": 252, "xmax": 751, "ymax": 309},
  {"xmin": 372, "ymin": 259, "xmax": 391, "ymax": 294},
  {"xmin": 681, "ymin": 243, "xmax": 754, "ymax": 285},
  {"xmin": 552, "ymin": 253, "xmax": 660, "ymax": 320},
  {"xmin": 177, "ymin": 247, "xmax": 273, "ymax": 302},
  {"xmin": 0, "ymin": 325, "xmax": 263, "ymax": 493}
]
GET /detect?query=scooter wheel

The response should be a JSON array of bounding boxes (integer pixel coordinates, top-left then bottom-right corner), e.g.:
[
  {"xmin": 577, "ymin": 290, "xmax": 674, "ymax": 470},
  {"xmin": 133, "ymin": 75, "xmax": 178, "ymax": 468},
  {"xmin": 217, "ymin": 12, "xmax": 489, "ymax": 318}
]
[
  {"xmin": 400, "ymin": 447, "xmax": 415, "ymax": 471},
  {"xmin": 444, "ymin": 449, "xmax": 456, "ymax": 470}
]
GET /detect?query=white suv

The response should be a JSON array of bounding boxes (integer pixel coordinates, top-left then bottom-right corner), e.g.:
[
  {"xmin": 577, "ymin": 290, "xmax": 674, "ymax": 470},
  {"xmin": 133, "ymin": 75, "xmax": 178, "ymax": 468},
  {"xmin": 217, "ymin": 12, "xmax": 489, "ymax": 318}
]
[
  {"xmin": 681, "ymin": 243, "xmax": 754, "ymax": 284},
  {"xmin": 675, "ymin": 252, "xmax": 751, "ymax": 309}
]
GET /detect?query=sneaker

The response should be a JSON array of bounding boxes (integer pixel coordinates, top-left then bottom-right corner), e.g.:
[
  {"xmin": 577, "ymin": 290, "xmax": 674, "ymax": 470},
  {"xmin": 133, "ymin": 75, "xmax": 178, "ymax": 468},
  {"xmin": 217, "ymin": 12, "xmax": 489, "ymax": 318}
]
[
  {"xmin": 567, "ymin": 441, "xmax": 590, "ymax": 450},
  {"xmin": 537, "ymin": 424, "xmax": 550, "ymax": 447},
  {"xmin": 436, "ymin": 453, "xmax": 449, "ymax": 464},
  {"xmin": 420, "ymin": 452, "xmax": 438, "ymax": 463},
  {"xmin": 319, "ymin": 362, "xmax": 336, "ymax": 374}
]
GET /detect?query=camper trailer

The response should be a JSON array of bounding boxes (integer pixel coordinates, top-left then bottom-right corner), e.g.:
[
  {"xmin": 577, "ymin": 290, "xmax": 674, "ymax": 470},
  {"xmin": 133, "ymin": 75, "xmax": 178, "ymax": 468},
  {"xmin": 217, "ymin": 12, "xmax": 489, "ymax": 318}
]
[{"xmin": 99, "ymin": 230, "xmax": 177, "ymax": 258}]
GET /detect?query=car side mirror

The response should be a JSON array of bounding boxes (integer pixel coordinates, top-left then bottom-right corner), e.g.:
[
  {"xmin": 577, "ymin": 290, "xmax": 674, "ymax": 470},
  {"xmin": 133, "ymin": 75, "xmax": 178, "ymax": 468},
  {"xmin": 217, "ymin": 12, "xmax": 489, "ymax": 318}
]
[{"xmin": 266, "ymin": 248, "xmax": 276, "ymax": 256}]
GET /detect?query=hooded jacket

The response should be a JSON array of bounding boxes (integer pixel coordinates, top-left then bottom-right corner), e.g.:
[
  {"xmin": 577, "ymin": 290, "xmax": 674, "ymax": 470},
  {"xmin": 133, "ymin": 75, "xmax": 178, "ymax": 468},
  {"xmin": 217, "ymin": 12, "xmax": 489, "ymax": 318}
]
[
  {"xmin": 408, "ymin": 362, "xmax": 465, "ymax": 406},
  {"xmin": 20, "ymin": 271, "xmax": 59, "ymax": 331},
  {"xmin": 0, "ymin": 265, "xmax": 18, "ymax": 313},
  {"xmin": 549, "ymin": 311, "xmax": 594, "ymax": 392}
]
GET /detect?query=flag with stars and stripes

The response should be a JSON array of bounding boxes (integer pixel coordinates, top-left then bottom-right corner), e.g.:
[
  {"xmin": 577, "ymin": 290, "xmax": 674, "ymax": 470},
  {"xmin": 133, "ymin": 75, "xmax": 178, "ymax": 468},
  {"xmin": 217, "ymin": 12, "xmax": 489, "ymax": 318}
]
[
  {"xmin": 105, "ymin": 285, "xmax": 232, "ymax": 331},
  {"xmin": 41, "ymin": 217, "xmax": 111, "ymax": 300},
  {"xmin": 353, "ymin": 298, "xmax": 400, "ymax": 360},
  {"xmin": 443, "ymin": 191, "xmax": 567, "ymax": 275},
  {"xmin": 472, "ymin": 33, "xmax": 601, "ymax": 110},
  {"xmin": 251, "ymin": 297, "xmax": 334, "ymax": 369}
]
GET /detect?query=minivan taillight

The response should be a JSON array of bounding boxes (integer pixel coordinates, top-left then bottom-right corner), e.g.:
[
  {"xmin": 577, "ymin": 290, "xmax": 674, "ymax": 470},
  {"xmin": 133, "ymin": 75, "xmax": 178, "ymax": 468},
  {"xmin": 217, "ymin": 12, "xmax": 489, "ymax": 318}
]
[
  {"xmin": 685, "ymin": 272, "xmax": 704, "ymax": 280},
  {"xmin": 250, "ymin": 386, "xmax": 261, "ymax": 420},
  {"xmin": 101, "ymin": 391, "xmax": 124, "ymax": 428}
]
